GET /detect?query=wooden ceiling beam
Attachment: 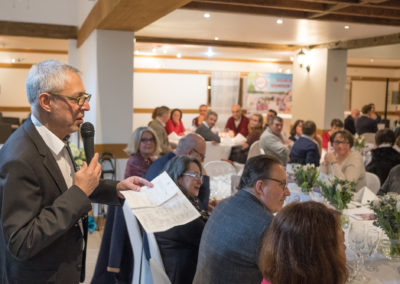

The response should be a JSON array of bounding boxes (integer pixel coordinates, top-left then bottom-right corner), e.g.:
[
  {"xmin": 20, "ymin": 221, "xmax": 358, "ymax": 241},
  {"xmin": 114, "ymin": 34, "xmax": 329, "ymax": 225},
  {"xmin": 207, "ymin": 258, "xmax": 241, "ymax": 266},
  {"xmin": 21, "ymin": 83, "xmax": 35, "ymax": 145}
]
[
  {"xmin": 77, "ymin": 0, "xmax": 191, "ymax": 47},
  {"xmin": 135, "ymin": 36, "xmax": 303, "ymax": 51},
  {"xmin": 0, "ymin": 21, "xmax": 77, "ymax": 39},
  {"xmin": 309, "ymin": 32, "xmax": 400, "ymax": 49},
  {"xmin": 331, "ymin": 5, "xmax": 400, "ymax": 19}
]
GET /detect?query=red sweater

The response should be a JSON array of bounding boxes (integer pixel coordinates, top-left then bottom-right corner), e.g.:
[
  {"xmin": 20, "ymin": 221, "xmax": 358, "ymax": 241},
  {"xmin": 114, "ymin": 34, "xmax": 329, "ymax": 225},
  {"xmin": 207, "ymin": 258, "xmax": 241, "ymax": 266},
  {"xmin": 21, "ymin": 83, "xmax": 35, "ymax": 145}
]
[
  {"xmin": 225, "ymin": 115, "xmax": 249, "ymax": 137},
  {"xmin": 165, "ymin": 119, "xmax": 185, "ymax": 136},
  {"xmin": 322, "ymin": 131, "xmax": 330, "ymax": 150}
]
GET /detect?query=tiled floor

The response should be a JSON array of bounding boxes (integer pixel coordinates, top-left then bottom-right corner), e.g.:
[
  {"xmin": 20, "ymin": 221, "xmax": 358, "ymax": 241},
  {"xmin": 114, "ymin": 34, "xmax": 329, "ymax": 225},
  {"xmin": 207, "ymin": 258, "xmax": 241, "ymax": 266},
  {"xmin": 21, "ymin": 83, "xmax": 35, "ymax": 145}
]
[{"xmin": 83, "ymin": 230, "xmax": 102, "ymax": 284}]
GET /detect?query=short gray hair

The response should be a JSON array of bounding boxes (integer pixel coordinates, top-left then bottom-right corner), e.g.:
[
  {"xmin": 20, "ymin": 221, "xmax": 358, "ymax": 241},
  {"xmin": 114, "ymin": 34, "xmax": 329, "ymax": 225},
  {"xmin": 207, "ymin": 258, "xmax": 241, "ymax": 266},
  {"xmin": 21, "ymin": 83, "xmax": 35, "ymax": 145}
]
[
  {"xmin": 164, "ymin": 156, "xmax": 202, "ymax": 184},
  {"xmin": 26, "ymin": 60, "xmax": 80, "ymax": 108},
  {"xmin": 176, "ymin": 133, "xmax": 205, "ymax": 155},
  {"xmin": 124, "ymin": 127, "xmax": 159, "ymax": 155},
  {"xmin": 206, "ymin": 110, "xmax": 218, "ymax": 119}
]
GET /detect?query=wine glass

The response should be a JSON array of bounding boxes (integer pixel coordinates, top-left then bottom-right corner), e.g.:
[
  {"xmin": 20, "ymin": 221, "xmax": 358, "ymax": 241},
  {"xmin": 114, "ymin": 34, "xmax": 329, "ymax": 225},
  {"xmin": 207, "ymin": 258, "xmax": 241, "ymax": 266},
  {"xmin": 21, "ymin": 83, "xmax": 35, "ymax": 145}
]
[
  {"xmin": 365, "ymin": 228, "xmax": 381, "ymax": 272},
  {"xmin": 348, "ymin": 222, "xmax": 369, "ymax": 281}
]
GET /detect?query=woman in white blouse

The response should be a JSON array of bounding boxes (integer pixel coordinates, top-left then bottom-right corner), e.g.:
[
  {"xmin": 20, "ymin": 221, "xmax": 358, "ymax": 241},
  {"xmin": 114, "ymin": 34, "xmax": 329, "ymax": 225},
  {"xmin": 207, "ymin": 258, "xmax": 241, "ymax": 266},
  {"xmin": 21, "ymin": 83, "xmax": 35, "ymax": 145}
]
[{"xmin": 320, "ymin": 130, "xmax": 366, "ymax": 191}]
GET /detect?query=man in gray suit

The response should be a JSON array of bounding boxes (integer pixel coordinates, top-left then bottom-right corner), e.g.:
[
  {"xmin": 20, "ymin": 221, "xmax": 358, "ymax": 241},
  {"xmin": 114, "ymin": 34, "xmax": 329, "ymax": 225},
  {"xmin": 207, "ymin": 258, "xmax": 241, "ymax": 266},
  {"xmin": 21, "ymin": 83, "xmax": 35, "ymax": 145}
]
[
  {"xmin": 0, "ymin": 60, "xmax": 151, "ymax": 283},
  {"xmin": 193, "ymin": 155, "xmax": 290, "ymax": 284},
  {"xmin": 195, "ymin": 110, "xmax": 221, "ymax": 143}
]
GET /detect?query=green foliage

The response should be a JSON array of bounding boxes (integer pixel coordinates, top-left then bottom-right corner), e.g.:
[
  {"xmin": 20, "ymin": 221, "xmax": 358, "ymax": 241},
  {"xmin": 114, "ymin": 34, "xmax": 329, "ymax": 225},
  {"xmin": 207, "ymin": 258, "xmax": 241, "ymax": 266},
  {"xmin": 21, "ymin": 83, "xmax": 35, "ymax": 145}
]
[
  {"xmin": 319, "ymin": 177, "xmax": 356, "ymax": 210},
  {"xmin": 293, "ymin": 164, "xmax": 320, "ymax": 193},
  {"xmin": 353, "ymin": 134, "xmax": 365, "ymax": 149},
  {"xmin": 68, "ymin": 142, "xmax": 86, "ymax": 169}
]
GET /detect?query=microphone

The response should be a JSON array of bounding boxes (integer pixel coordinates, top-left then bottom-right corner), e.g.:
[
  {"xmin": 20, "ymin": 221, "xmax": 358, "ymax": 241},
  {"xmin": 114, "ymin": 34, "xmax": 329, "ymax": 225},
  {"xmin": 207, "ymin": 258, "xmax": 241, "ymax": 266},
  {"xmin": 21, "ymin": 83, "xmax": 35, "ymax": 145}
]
[{"xmin": 80, "ymin": 122, "xmax": 95, "ymax": 164}]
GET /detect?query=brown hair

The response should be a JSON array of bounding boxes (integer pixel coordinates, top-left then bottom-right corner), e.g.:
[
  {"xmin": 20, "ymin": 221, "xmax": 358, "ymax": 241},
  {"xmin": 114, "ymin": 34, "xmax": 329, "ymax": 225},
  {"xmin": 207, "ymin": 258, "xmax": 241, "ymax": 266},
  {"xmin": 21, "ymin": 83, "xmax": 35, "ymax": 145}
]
[
  {"xmin": 330, "ymin": 130, "xmax": 354, "ymax": 148},
  {"xmin": 290, "ymin": 119, "xmax": 304, "ymax": 137},
  {"xmin": 248, "ymin": 113, "xmax": 264, "ymax": 133},
  {"xmin": 259, "ymin": 201, "xmax": 347, "ymax": 284}
]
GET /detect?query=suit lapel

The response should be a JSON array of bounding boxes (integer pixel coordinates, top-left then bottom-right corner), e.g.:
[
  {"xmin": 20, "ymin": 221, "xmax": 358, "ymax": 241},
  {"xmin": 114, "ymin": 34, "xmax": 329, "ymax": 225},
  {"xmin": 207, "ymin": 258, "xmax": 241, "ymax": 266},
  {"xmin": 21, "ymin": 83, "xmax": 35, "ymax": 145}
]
[{"xmin": 23, "ymin": 118, "xmax": 68, "ymax": 193}]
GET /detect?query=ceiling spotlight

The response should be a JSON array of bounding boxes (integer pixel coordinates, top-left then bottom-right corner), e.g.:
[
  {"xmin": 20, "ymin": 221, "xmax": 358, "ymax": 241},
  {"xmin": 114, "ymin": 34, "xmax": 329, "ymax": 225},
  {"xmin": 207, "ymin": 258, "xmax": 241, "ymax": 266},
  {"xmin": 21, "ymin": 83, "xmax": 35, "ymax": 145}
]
[
  {"xmin": 214, "ymin": 37, "xmax": 219, "ymax": 41},
  {"xmin": 203, "ymin": 13, "xmax": 211, "ymax": 18},
  {"xmin": 152, "ymin": 48, "xmax": 157, "ymax": 53},
  {"xmin": 206, "ymin": 47, "xmax": 215, "ymax": 57},
  {"xmin": 177, "ymin": 53, "xmax": 182, "ymax": 58},
  {"xmin": 290, "ymin": 56, "xmax": 294, "ymax": 62},
  {"xmin": 163, "ymin": 49, "xmax": 168, "ymax": 54},
  {"xmin": 344, "ymin": 25, "xmax": 350, "ymax": 30},
  {"xmin": 11, "ymin": 58, "xmax": 16, "ymax": 63},
  {"xmin": 276, "ymin": 19, "xmax": 283, "ymax": 24},
  {"xmin": 278, "ymin": 68, "xmax": 283, "ymax": 73},
  {"xmin": 134, "ymin": 50, "xmax": 140, "ymax": 55}
]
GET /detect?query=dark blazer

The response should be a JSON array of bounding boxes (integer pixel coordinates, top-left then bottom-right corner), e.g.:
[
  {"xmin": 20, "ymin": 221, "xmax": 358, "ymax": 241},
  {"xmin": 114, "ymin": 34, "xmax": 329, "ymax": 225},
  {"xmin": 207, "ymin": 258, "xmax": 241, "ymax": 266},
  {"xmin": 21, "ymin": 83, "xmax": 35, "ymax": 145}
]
[
  {"xmin": 0, "ymin": 118, "xmax": 121, "ymax": 284},
  {"xmin": 289, "ymin": 136, "xmax": 320, "ymax": 166},
  {"xmin": 225, "ymin": 115, "xmax": 249, "ymax": 137},
  {"xmin": 195, "ymin": 123, "xmax": 221, "ymax": 143},
  {"xmin": 145, "ymin": 152, "xmax": 210, "ymax": 211},
  {"xmin": 366, "ymin": 147, "xmax": 400, "ymax": 185},
  {"xmin": 193, "ymin": 190, "xmax": 273, "ymax": 284},
  {"xmin": 344, "ymin": 115, "xmax": 356, "ymax": 135},
  {"xmin": 355, "ymin": 116, "xmax": 377, "ymax": 135}
]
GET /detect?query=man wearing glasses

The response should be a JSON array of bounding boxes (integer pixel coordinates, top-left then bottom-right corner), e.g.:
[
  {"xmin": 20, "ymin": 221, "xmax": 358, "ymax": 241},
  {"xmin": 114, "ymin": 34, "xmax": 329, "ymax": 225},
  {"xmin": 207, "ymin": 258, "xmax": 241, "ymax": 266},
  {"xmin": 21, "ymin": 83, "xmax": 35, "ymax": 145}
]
[
  {"xmin": 0, "ymin": 60, "xmax": 152, "ymax": 283},
  {"xmin": 193, "ymin": 155, "xmax": 290, "ymax": 284}
]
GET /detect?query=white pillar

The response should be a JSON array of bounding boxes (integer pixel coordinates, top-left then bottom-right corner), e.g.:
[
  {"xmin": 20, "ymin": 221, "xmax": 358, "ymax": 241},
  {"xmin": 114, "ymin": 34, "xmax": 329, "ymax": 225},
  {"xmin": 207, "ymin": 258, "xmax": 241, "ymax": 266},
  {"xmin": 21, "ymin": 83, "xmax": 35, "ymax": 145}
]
[{"xmin": 292, "ymin": 48, "xmax": 347, "ymax": 130}]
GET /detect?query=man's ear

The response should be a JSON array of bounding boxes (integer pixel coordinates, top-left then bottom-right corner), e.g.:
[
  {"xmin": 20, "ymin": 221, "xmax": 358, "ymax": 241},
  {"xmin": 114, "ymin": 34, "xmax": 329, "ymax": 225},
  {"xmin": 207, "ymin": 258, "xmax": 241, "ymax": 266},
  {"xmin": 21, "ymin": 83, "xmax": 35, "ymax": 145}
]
[
  {"xmin": 254, "ymin": 180, "xmax": 265, "ymax": 196},
  {"xmin": 38, "ymin": 93, "xmax": 52, "ymax": 112}
]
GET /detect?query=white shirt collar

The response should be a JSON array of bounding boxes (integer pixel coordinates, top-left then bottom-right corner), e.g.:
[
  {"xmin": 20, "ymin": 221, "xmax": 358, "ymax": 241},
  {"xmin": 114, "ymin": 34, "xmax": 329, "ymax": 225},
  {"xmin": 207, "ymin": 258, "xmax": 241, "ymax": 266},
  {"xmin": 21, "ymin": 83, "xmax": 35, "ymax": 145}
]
[
  {"xmin": 202, "ymin": 121, "xmax": 211, "ymax": 128},
  {"xmin": 31, "ymin": 114, "xmax": 66, "ymax": 155}
]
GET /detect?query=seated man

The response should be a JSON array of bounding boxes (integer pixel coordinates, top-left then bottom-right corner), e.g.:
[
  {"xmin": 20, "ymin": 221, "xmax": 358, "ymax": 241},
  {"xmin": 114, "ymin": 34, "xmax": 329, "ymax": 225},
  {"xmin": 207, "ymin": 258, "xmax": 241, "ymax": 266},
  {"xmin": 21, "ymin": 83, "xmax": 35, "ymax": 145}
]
[
  {"xmin": 344, "ymin": 108, "xmax": 360, "ymax": 135},
  {"xmin": 193, "ymin": 155, "xmax": 290, "ymax": 284},
  {"xmin": 195, "ymin": 111, "xmax": 220, "ymax": 143},
  {"xmin": 289, "ymin": 120, "xmax": 320, "ymax": 166},
  {"xmin": 355, "ymin": 104, "xmax": 378, "ymax": 135},
  {"xmin": 264, "ymin": 109, "xmax": 277, "ymax": 130},
  {"xmin": 378, "ymin": 164, "xmax": 400, "ymax": 195},
  {"xmin": 260, "ymin": 116, "xmax": 290, "ymax": 165},
  {"xmin": 145, "ymin": 133, "xmax": 210, "ymax": 211},
  {"xmin": 225, "ymin": 104, "xmax": 249, "ymax": 137},
  {"xmin": 192, "ymin": 104, "xmax": 208, "ymax": 127}
]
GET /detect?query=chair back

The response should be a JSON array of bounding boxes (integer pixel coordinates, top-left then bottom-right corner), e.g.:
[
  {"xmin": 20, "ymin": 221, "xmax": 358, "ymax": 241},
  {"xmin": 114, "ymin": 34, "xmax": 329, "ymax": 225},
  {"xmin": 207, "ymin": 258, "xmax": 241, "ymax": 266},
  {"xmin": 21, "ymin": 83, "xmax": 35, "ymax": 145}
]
[
  {"xmin": 247, "ymin": 140, "xmax": 261, "ymax": 160},
  {"xmin": 204, "ymin": 160, "xmax": 236, "ymax": 177},
  {"xmin": 361, "ymin": 132, "xmax": 376, "ymax": 144},
  {"xmin": 365, "ymin": 172, "xmax": 381, "ymax": 194},
  {"xmin": 146, "ymin": 233, "xmax": 171, "ymax": 284}
]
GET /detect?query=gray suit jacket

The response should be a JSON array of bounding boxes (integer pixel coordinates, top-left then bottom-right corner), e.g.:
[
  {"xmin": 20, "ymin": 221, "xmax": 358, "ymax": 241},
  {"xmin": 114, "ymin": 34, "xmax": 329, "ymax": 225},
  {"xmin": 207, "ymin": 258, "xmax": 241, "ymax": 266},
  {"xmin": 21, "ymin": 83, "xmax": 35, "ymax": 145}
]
[
  {"xmin": 193, "ymin": 190, "xmax": 273, "ymax": 284},
  {"xmin": 195, "ymin": 123, "xmax": 220, "ymax": 143},
  {"xmin": 0, "ymin": 118, "xmax": 121, "ymax": 284}
]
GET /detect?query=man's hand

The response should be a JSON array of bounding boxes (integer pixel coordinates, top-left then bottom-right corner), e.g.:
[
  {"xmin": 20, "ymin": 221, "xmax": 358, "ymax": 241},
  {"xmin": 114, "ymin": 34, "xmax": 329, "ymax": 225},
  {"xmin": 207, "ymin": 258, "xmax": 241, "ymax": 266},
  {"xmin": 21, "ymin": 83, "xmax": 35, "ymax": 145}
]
[
  {"xmin": 116, "ymin": 176, "xmax": 153, "ymax": 198},
  {"xmin": 74, "ymin": 153, "xmax": 101, "ymax": 196}
]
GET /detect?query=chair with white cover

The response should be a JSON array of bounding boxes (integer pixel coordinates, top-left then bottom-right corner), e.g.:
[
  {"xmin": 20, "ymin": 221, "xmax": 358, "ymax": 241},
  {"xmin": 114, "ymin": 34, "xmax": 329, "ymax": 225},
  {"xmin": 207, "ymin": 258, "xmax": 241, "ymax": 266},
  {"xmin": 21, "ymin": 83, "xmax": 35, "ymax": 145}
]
[
  {"xmin": 247, "ymin": 140, "xmax": 261, "ymax": 160},
  {"xmin": 122, "ymin": 203, "xmax": 152, "ymax": 284},
  {"xmin": 204, "ymin": 160, "xmax": 237, "ymax": 177},
  {"xmin": 365, "ymin": 172, "xmax": 381, "ymax": 194},
  {"xmin": 204, "ymin": 161, "xmax": 237, "ymax": 200},
  {"xmin": 145, "ymin": 233, "xmax": 171, "ymax": 284},
  {"xmin": 361, "ymin": 132, "xmax": 376, "ymax": 144}
]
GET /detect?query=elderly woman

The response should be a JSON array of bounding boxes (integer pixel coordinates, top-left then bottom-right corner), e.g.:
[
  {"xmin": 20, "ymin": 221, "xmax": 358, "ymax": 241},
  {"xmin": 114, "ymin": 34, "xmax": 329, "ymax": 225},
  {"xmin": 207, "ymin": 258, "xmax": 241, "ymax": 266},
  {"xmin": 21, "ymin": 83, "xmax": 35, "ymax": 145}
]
[
  {"xmin": 155, "ymin": 156, "xmax": 208, "ymax": 284},
  {"xmin": 148, "ymin": 106, "xmax": 171, "ymax": 155},
  {"xmin": 166, "ymin": 108, "xmax": 185, "ymax": 136},
  {"xmin": 321, "ymin": 130, "xmax": 367, "ymax": 191},
  {"xmin": 259, "ymin": 201, "xmax": 348, "ymax": 284}
]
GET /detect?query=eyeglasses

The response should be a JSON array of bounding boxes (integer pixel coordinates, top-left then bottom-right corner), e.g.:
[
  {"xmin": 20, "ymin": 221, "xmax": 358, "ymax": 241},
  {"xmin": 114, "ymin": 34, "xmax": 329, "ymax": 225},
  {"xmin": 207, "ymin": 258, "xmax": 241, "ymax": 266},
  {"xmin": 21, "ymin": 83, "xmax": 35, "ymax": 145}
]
[
  {"xmin": 192, "ymin": 148, "xmax": 205, "ymax": 162},
  {"xmin": 182, "ymin": 172, "xmax": 203, "ymax": 182},
  {"xmin": 140, "ymin": 137, "xmax": 155, "ymax": 143},
  {"xmin": 332, "ymin": 140, "xmax": 349, "ymax": 146},
  {"xmin": 264, "ymin": 177, "xmax": 288, "ymax": 190},
  {"xmin": 49, "ymin": 92, "xmax": 91, "ymax": 106}
]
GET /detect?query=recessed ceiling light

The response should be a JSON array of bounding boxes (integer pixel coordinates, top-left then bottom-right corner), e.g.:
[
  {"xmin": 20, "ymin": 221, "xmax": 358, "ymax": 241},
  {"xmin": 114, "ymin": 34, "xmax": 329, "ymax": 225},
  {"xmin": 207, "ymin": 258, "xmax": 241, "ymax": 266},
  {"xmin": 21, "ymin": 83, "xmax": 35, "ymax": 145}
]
[
  {"xmin": 134, "ymin": 50, "xmax": 140, "ymax": 55},
  {"xmin": 285, "ymin": 69, "xmax": 291, "ymax": 74},
  {"xmin": 278, "ymin": 68, "xmax": 283, "ymax": 73},
  {"xmin": 152, "ymin": 48, "xmax": 157, "ymax": 53},
  {"xmin": 177, "ymin": 53, "xmax": 182, "ymax": 58},
  {"xmin": 203, "ymin": 13, "xmax": 211, "ymax": 18},
  {"xmin": 370, "ymin": 58, "xmax": 374, "ymax": 63},
  {"xmin": 206, "ymin": 47, "xmax": 215, "ymax": 57},
  {"xmin": 290, "ymin": 57, "xmax": 294, "ymax": 62},
  {"xmin": 344, "ymin": 25, "xmax": 350, "ymax": 30},
  {"xmin": 11, "ymin": 58, "xmax": 16, "ymax": 63},
  {"xmin": 163, "ymin": 49, "xmax": 168, "ymax": 54},
  {"xmin": 214, "ymin": 37, "xmax": 219, "ymax": 41},
  {"xmin": 276, "ymin": 19, "xmax": 283, "ymax": 24}
]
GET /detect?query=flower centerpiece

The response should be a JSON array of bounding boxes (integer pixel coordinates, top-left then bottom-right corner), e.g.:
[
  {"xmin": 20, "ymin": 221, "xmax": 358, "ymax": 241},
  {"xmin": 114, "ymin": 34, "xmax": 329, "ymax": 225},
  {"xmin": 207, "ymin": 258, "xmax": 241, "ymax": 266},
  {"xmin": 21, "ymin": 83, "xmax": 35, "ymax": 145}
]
[
  {"xmin": 319, "ymin": 177, "xmax": 356, "ymax": 210},
  {"xmin": 293, "ymin": 164, "xmax": 320, "ymax": 193},
  {"xmin": 369, "ymin": 193, "xmax": 400, "ymax": 257},
  {"xmin": 68, "ymin": 142, "xmax": 86, "ymax": 169},
  {"xmin": 353, "ymin": 134, "xmax": 366, "ymax": 150}
]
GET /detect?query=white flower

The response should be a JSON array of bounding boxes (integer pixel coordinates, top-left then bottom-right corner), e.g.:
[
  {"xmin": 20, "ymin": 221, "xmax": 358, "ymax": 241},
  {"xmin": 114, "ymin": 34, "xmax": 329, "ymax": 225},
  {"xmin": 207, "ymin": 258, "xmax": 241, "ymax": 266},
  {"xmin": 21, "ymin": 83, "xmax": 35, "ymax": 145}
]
[{"xmin": 336, "ymin": 184, "xmax": 342, "ymax": 192}]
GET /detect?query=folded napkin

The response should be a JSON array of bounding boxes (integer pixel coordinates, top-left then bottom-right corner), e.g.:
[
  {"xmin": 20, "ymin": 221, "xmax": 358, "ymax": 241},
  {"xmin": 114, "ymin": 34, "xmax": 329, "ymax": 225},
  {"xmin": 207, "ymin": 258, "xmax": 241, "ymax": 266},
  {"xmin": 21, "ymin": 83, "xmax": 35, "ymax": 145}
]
[
  {"xmin": 353, "ymin": 186, "xmax": 379, "ymax": 205},
  {"xmin": 232, "ymin": 133, "xmax": 247, "ymax": 145}
]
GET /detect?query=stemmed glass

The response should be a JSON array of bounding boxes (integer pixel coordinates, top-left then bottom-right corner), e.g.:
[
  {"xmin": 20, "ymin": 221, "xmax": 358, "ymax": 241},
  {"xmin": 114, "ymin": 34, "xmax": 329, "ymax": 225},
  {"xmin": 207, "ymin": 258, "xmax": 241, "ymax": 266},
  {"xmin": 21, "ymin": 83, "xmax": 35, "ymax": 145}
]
[
  {"xmin": 365, "ymin": 228, "xmax": 381, "ymax": 272},
  {"xmin": 348, "ymin": 222, "xmax": 369, "ymax": 281}
]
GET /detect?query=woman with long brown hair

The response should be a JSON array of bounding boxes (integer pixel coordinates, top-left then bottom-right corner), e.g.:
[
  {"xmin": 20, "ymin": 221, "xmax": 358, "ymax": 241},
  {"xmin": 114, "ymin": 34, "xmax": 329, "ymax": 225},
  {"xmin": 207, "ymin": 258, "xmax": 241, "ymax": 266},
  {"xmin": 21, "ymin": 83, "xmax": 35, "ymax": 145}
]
[{"xmin": 259, "ymin": 201, "xmax": 348, "ymax": 284}]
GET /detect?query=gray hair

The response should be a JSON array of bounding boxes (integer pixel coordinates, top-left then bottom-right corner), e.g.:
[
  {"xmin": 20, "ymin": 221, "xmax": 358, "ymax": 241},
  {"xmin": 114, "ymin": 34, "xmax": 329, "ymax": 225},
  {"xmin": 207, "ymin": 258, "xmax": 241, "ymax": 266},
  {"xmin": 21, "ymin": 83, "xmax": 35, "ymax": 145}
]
[
  {"xmin": 206, "ymin": 110, "xmax": 218, "ymax": 119},
  {"xmin": 124, "ymin": 127, "xmax": 159, "ymax": 155},
  {"xmin": 164, "ymin": 156, "xmax": 202, "ymax": 184},
  {"xmin": 176, "ymin": 133, "xmax": 205, "ymax": 155},
  {"xmin": 26, "ymin": 60, "xmax": 80, "ymax": 108},
  {"xmin": 271, "ymin": 116, "xmax": 283, "ymax": 124}
]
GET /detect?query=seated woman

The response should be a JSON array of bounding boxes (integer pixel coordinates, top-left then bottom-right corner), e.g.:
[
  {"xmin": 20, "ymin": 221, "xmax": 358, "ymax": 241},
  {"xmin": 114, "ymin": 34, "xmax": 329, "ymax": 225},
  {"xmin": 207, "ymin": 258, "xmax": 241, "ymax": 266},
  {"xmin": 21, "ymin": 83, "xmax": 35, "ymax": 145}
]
[
  {"xmin": 155, "ymin": 156, "xmax": 208, "ymax": 284},
  {"xmin": 229, "ymin": 113, "xmax": 264, "ymax": 163},
  {"xmin": 259, "ymin": 201, "xmax": 347, "ymax": 284},
  {"xmin": 148, "ymin": 106, "xmax": 171, "ymax": 155},
  {"xmin": 366, "ymin": 129, "xmax": 400, "ymax": 185},
  {"xmin": 289, "ymin": 119, "xmax": 303, "ymax": 142},
  {"xmin": 166, "ymin": 108, "xmax": 185, "ymax": 136},
  {"xmin": 322, "ymin": 118, "xmax": 344, "ymax": 151},
  {"xmin": 320, "ymin": 130, "xmax": 367, "ymax": 191},
  {"xmin": 92, "ymin": 127, "xmax": 158, "ymax": 283}
]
